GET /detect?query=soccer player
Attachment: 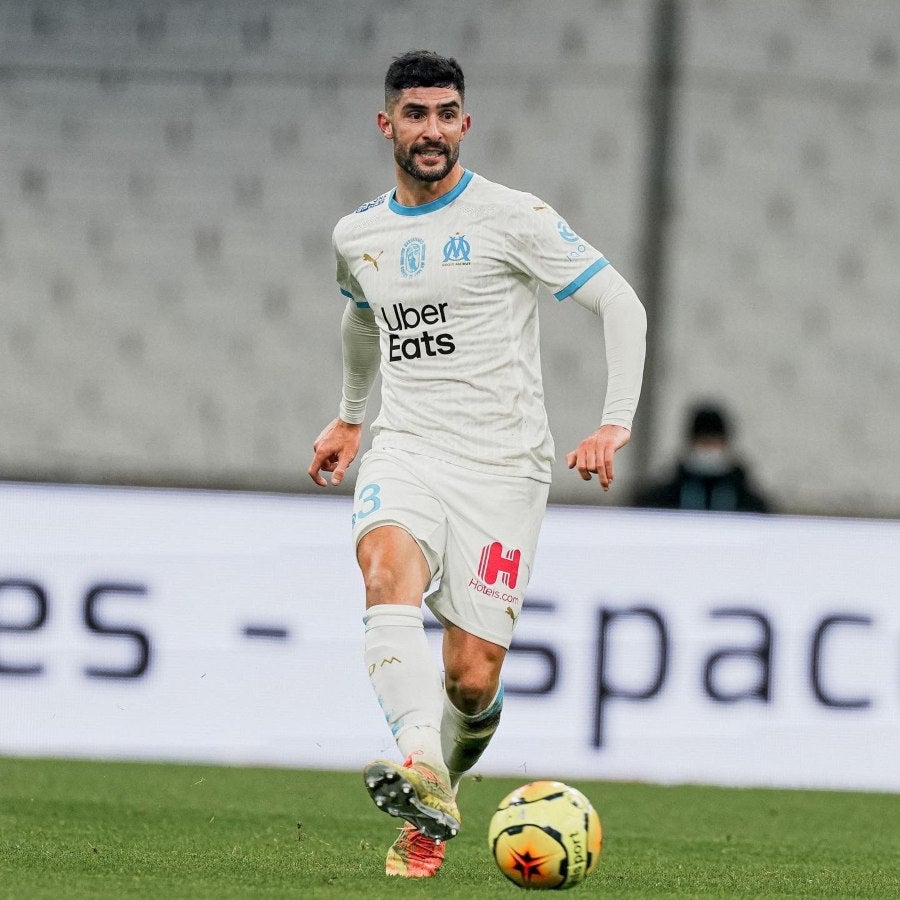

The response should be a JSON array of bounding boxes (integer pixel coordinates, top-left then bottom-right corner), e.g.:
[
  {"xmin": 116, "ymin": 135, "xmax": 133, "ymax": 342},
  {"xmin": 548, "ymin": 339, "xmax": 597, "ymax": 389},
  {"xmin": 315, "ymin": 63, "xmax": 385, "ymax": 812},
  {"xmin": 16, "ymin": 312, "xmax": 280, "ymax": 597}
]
[{"xmin": 308, "ymin": 50, "xmax": 646, "ymax": 878}]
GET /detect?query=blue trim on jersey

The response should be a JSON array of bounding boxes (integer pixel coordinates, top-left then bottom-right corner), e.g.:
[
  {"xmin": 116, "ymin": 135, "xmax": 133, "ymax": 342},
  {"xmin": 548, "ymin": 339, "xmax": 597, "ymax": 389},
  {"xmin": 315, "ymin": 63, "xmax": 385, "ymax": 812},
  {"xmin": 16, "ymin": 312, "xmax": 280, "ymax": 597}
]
[
  {"xmin": 388, "ymin": 169, "xmax": 474, "ymax": 216},
  {"xmin": 340, "ymin": 287, "xmax": 370, "ymax": 309},
  {"xmin": 554, "ymin": 257, "xmax": 609, "ymax": 300}
]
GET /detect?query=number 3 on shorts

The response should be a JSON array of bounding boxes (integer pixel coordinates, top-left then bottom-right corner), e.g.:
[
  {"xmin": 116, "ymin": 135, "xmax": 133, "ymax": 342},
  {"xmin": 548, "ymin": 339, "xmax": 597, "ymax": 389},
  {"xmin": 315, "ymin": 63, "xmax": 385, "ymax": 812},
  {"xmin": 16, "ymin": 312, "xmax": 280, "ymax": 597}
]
[{"xmin": 352, "ymin": 482, "xmax": 382, "ymax": 527}]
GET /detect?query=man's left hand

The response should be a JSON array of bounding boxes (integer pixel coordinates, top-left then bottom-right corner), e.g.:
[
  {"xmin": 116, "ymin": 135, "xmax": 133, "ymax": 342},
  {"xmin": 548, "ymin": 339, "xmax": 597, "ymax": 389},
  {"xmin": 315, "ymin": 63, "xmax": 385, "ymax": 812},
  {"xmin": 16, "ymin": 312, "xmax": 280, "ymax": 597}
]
[{"xmin": 566, "ymin": 424, "xmax": 632, "ymax": 491}]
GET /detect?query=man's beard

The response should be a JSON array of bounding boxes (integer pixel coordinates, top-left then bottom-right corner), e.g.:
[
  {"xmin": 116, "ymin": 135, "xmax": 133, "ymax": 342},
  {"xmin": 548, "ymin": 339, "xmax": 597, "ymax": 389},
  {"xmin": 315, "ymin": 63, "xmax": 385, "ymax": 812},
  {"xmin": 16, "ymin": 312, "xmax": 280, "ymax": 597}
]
[{"xmin": 394, "ymin": 140, "xmax": 459, "ymax": 183}]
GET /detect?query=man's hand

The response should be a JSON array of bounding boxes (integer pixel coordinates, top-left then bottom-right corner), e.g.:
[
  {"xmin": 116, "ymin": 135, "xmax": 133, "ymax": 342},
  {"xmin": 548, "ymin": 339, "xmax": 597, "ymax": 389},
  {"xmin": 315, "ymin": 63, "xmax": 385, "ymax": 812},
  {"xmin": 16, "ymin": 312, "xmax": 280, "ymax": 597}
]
[
  {"xmin": 308, "ymin": 418, "xmax": 362, "ymax": 486},
  {"xmin": 566, "ymin": 424, "xmax": 632, "ymax": 492}
]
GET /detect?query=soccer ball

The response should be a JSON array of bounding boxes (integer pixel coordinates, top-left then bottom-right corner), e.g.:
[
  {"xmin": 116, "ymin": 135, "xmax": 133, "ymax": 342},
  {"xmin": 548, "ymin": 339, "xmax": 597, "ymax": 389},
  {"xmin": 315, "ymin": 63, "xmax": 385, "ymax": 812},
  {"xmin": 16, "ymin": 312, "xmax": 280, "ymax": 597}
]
[{"xmin": 487, "ymin": 780, "xmax": 602, "ymax": 890}]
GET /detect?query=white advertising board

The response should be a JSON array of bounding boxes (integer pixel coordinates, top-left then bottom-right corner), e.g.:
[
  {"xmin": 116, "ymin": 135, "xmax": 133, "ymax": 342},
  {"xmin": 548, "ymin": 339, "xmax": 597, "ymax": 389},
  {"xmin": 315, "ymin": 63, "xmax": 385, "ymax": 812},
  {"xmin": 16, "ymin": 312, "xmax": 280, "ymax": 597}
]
[{"xmin": 1, "ymin": 483, "xmax": 897, "ymax": 792}]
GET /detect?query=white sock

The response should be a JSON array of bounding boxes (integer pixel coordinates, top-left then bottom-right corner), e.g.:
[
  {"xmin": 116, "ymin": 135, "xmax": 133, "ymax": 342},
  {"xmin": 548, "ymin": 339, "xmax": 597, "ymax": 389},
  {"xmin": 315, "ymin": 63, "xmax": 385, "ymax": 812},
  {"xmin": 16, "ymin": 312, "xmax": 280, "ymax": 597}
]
[
  {"xmin": 363, "ymin": 604, "xmax": 448, "ymax": 778},
  {"xmin": 441, "ymin": 682, "xmax": 504, "ymax": 791}
]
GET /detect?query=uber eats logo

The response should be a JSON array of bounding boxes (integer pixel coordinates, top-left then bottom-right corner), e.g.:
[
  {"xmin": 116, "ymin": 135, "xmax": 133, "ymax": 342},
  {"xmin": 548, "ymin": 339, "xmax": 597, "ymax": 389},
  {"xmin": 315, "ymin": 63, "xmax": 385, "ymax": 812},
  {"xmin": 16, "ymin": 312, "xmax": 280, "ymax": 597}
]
[{"xmin": 380, "ymin": 301, "xmax": 456, "ymax": 361}]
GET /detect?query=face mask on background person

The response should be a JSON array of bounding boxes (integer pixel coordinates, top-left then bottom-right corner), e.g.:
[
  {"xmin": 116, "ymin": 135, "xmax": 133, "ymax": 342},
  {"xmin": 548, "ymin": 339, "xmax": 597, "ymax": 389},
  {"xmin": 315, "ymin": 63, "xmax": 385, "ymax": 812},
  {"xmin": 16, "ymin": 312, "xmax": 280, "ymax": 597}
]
[{"xmin": 685, "ymin": 446, "xmax": 732, "ymax": 477}]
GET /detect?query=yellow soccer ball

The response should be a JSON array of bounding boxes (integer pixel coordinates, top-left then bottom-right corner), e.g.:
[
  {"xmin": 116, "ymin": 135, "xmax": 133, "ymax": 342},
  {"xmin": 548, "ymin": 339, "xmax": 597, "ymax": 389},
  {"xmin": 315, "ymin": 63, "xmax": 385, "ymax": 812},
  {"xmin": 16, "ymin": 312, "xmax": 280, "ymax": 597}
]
[{"xmin": 487, "ymin": 780, "xmax": 602, "ymax": 890}]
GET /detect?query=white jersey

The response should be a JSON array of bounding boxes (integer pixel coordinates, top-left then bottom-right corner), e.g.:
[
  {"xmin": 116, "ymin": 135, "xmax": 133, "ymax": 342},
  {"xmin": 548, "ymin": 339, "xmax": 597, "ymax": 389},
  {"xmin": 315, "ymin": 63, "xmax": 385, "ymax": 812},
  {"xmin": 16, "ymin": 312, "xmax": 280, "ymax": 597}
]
[{"xmin": 333, "ymin": 169, "xmax": 627, "ymax": 482}]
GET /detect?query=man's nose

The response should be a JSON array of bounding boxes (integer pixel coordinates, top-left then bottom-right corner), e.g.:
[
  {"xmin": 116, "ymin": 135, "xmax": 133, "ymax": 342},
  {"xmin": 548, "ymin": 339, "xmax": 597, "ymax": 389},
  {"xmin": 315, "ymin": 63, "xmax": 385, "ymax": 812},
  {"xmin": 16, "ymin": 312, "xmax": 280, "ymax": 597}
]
[{"xmin": 422, "ymin": 114, "xmax": 442, "ymax": 140}]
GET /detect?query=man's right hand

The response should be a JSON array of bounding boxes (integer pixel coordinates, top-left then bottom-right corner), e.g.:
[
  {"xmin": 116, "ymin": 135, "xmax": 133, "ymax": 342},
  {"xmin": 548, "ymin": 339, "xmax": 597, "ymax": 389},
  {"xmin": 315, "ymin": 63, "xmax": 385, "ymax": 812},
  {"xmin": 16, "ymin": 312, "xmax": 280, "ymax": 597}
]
[{"xmin": 307, "ymin": 418, "xmax": 362, "ymax": 486}]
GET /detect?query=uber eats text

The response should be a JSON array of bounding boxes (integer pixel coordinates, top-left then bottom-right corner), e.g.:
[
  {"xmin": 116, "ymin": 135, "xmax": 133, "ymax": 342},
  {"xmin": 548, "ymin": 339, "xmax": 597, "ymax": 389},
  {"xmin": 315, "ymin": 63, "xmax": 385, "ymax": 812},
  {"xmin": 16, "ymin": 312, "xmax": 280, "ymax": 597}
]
[{"xmin": 380, "ymin": 302, "xmax": 456, "ymax": 361}]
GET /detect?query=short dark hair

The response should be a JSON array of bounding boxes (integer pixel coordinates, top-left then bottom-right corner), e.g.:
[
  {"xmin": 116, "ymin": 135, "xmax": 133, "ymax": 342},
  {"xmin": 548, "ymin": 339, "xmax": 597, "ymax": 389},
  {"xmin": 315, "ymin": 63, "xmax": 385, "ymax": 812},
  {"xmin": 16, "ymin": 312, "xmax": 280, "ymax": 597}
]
[
  {"xmin": 384, "ymin": 50, "xmax": 465, "ymax": 108},
  {"xmin": 688, "ymin": 405, "xmax": 730, "ymax": 441}
]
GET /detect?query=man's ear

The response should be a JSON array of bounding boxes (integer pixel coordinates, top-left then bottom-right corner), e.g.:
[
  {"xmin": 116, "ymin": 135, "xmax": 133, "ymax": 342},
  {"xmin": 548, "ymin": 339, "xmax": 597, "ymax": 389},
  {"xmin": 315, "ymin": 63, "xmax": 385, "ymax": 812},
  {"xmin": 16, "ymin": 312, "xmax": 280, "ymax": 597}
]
[{"xmin": 377, "ymin": 110, "xmax": 393, "ymax": 140}]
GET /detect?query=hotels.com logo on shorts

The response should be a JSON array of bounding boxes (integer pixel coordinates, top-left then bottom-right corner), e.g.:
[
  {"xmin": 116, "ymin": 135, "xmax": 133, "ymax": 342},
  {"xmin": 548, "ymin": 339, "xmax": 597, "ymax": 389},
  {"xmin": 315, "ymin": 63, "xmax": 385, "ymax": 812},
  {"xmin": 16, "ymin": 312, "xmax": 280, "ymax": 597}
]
[
  {"xmin": 469, "ymin": 541, "xmax": 522, "ymax": 603},
  {"xmin": 479, "ymin": 542, "xmax": 521, "ymax": 588}
]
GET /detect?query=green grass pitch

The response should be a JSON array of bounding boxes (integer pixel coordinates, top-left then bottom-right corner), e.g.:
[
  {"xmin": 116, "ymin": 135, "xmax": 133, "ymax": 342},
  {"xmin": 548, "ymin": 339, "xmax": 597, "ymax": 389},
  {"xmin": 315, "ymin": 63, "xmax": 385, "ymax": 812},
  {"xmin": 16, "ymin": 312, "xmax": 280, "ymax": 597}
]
[{"xmin": 0, "ymin": 756, "xmax": 898, "ymax": 898}]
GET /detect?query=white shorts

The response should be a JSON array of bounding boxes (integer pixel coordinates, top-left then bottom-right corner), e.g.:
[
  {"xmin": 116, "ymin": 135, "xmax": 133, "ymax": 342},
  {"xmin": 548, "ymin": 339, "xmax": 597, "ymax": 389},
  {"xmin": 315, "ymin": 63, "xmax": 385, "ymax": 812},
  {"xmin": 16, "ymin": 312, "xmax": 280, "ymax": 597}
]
[{"xmin": 351, "ymin": 448, "xmax": 549, "ymax": 648}]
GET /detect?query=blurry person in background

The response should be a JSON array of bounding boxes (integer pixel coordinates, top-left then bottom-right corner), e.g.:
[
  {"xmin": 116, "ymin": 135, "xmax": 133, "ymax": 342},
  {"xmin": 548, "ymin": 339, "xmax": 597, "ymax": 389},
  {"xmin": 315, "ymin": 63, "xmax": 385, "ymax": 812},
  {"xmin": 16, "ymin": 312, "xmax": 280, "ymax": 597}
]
[{"xmin": 633, "ymin": 404, "xmax": 771, "ymax": 513}]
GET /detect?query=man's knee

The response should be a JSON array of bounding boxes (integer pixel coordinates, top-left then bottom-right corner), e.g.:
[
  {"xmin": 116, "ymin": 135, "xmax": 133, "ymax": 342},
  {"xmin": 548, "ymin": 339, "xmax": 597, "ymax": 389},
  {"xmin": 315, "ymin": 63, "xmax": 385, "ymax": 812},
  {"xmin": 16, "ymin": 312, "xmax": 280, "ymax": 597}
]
[
  {"xmin": 443, "ymin": 623, "xmax": 506, "ymax": 714},
  {"xmin": 360, "ymin": 564, "xmax": 401, "ymax": 603},
  {"xmin": 444, "ymin": 659, "xmax": 502, "ymax": 715},
  {"xmin": 357, "ymin": 525, "xmax": 430, "ymax": 606}
]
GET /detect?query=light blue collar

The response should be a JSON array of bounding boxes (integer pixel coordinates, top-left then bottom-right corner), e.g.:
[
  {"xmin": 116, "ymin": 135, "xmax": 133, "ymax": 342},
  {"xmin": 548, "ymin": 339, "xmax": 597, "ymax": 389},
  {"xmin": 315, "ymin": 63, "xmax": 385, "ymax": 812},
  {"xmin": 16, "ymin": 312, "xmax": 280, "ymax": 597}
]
[{"xmin": 389, "ymin": 169, "xmax": 474, "ymax": 216}]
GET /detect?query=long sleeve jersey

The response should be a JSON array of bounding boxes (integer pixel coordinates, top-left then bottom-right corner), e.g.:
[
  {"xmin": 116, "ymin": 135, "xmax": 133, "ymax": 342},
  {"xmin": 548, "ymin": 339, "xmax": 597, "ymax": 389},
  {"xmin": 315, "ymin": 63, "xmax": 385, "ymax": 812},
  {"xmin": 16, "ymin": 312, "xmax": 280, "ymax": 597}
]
[{"xmin": 332, "ymin": 169, "xmax": 646, "ymax": 483}]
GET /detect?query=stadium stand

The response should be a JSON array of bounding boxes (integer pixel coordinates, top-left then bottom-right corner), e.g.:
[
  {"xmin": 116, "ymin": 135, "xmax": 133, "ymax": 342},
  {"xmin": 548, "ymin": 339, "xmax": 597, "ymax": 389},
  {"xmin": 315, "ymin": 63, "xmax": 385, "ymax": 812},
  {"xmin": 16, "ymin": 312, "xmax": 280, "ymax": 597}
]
[{"xmin": 0, "ymin": 0, "xmax": 897, "ymax": 515}]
